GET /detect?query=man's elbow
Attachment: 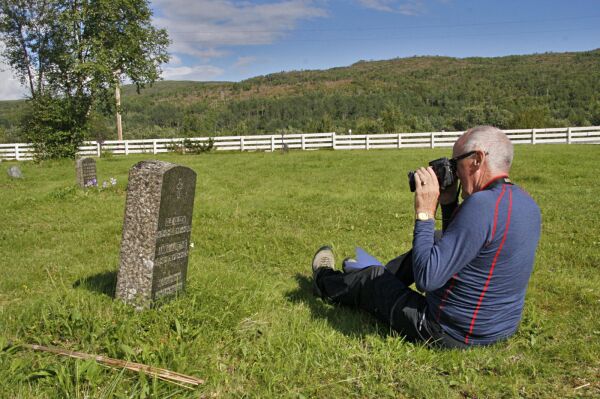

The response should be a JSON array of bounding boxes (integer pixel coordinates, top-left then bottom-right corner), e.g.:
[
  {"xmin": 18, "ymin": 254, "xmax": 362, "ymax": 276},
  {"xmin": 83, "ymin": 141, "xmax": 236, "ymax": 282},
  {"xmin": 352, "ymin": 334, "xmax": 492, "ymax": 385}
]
[
  {"xmin": 414, "ymin": 276, "xmax": 443, "ymax": 292},
  {"xmin": 412, "ymin": 256, "xmax": 444, "ymax": 291}
]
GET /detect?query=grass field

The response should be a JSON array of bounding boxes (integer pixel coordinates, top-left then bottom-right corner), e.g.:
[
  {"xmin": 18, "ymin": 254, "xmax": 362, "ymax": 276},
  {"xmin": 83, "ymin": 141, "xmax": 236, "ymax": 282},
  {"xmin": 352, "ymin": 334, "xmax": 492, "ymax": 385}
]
[{"xmin": 1, "ymin": 145, "xmax": 599, "ymax": 398}]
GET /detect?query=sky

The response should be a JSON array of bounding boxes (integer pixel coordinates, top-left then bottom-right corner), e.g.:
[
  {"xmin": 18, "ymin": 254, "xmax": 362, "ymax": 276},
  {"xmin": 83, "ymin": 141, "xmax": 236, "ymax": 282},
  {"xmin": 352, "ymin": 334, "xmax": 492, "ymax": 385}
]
[{"xmin": 1, "ymin": 0, "xmax": 600, "ymax": 100}]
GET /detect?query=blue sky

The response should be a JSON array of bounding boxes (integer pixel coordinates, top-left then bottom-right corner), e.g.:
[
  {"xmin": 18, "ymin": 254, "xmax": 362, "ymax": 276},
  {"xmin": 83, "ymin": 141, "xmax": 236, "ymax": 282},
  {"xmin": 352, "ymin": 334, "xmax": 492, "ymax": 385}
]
[{"xmin": 1, "ymin": 0, "xmax": 599, "ymax": 99}]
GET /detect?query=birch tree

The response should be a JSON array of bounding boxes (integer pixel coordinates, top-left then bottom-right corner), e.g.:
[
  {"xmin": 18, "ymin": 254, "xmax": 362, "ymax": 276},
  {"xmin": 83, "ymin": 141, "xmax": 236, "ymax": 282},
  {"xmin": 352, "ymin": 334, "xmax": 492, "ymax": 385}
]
[{"xmin": 0, "ymin": 0, "xmax": 169, "ymax": 157}]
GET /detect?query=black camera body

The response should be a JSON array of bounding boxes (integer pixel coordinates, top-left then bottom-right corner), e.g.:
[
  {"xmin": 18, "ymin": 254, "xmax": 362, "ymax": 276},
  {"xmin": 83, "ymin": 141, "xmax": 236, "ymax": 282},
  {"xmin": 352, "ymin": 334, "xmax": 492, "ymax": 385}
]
[{"xmin": 408, "ymin": 157, "xmax": 457, "ymax": 192}]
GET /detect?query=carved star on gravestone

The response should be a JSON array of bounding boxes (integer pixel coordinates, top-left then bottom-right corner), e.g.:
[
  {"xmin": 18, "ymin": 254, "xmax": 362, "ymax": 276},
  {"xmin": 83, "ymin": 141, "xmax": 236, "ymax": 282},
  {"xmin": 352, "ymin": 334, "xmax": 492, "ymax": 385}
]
[{"xmin": 116, "ymin": 160, "xmax": 197, "ymax": 309}]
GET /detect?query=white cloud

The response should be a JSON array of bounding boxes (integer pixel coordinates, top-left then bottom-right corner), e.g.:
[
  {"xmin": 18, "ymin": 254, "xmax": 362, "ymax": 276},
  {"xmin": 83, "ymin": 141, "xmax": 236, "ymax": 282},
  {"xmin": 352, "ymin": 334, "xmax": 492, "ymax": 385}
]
[
  {"xmin": 168, "ymin": 54, "xmax": 183, "ymax": 65},
  {"xmin": 0, "ymin": 67, "xmax": 28, "ymax": 100},
  {"xmin": 398, "ymin": 0, "xmax": 426, "ymax": 15},
  {"xmin": 357, "ymin": 0, "xmax": 427, "ymax": 16},
  {"xmin": 0, "ymin": 45, "xmax": 29, "ymax": 100},
  {"xmin": 358, "ymin": 0, "xmax": 396, "ymax": 12},
  {"xmin": 184, "ymin": 47, "xmax": 230, "ymax": 60},
  {"xmin": 161, "ymin": 65, "xmax": 225, "ymax": 81},
  {"xmin": 153, "ymin": 0, "xmax": 327, "ymax": 59},
  {"xmin": 234, "ymin": 56, "xmax": 257, "ymax": 68}
]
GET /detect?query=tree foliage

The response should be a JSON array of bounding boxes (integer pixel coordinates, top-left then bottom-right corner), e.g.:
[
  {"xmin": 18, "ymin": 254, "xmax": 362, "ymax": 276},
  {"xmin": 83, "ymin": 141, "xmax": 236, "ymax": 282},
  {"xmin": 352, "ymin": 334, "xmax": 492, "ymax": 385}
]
[
  {"xmin": 0, "ymin": 0, "xmax": 169, "ymax": 157},
  {"xmin": 22, "ymin": 94, "xmax": 87, "ymax": 159}
]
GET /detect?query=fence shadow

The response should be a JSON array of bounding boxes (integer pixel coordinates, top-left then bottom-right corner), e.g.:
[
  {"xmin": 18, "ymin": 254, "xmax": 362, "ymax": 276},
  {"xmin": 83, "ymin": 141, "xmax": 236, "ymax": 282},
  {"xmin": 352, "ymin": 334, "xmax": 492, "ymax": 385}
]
[
  {"xmin": 285, "ymin": 273, "xmax": 392, "ymax": 339},
  {"xmin": 73, "ymin": 270, "xmax": 117, "ymax": 298}
]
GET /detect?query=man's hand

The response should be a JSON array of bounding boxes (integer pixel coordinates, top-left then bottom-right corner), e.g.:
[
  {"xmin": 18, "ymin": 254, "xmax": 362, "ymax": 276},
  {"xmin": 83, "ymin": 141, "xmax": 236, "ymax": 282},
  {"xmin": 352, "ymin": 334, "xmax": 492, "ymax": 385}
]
[
  {"xmin": 414, "ymin": 166, "xmax": 439, "ymax": 217},
  {"xmin": 439, "ymin": 178, "xmax": 458, "ymax": 205}
]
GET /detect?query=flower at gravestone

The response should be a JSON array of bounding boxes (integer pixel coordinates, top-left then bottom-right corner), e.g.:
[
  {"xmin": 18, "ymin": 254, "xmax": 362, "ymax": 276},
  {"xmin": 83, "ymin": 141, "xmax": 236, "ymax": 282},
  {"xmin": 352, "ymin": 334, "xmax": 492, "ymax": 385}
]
[
  {"xmin": 100, "ymin": 177, "xmax": 117, "ymax": 190},
  {"xmin": 84, "ymin": 178, "xmax": 98, "ymax": 188},
  {"xmin": 190, "ymin": 242, "xmax": 195, "ymax": 249}
]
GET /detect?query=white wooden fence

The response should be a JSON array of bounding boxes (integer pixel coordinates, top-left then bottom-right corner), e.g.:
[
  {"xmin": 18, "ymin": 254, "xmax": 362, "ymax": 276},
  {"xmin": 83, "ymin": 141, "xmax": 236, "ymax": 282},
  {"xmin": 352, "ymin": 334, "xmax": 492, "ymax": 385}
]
[{"xmin": 1, "ymin": 126, "xmax": 599, "ymax": 161}]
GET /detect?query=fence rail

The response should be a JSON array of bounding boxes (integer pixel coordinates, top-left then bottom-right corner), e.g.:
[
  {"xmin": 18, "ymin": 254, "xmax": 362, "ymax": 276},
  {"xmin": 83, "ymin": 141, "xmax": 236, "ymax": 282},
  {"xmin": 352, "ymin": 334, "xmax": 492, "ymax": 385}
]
[{"xmin": 2, "ymin": 126, "xmax": 599, "ymax": 161}]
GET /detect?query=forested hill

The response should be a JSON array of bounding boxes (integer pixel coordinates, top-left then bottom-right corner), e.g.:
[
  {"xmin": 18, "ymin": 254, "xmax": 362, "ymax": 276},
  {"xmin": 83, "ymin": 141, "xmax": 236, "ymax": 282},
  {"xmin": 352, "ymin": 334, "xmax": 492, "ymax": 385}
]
[{"xmin": 2, "ymin": 49, "xmax": 600, "ymax": 142}]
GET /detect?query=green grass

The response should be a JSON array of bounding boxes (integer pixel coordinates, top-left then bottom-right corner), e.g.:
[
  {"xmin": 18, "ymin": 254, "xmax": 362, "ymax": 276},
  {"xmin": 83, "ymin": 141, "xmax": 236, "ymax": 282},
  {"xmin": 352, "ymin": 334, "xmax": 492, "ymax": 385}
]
[{"xmin": 1, "ymin": 145, "xmax": 599, "ymax": 398}]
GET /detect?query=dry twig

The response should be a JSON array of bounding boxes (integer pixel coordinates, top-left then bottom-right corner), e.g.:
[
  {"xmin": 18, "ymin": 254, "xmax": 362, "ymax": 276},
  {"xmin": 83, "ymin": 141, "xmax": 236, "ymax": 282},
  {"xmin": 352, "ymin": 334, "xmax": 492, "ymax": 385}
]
[
  {"xmin": 574, "ymin": 383, "xmax": 590, "ymax": 390},
  {"xmin": 22, "ymin": 344, "xmax": 204, "ymax": 387}
]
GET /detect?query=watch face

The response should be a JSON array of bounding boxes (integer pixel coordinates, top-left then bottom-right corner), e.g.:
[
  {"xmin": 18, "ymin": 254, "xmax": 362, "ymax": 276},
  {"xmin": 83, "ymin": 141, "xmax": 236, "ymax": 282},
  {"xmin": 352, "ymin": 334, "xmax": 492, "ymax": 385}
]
[{"xmin": 417, "ymin": 212, "xmax": 430, "ymax": 221}]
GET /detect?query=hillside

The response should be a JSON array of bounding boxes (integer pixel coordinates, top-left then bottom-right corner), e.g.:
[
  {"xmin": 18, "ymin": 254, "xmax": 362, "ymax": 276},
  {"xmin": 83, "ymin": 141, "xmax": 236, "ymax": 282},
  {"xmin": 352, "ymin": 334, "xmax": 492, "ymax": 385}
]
[{"xmin": 2, "ymin": 49, "xmax": 600, "ymax": 141}]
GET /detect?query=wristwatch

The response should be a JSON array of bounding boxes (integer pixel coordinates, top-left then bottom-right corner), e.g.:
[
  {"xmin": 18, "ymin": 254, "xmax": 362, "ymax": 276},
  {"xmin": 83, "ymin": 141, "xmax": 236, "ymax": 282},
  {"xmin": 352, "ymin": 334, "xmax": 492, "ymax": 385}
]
[{"xmin": 416, "ymin": 211, "xmax": 433, "ymax": 221}]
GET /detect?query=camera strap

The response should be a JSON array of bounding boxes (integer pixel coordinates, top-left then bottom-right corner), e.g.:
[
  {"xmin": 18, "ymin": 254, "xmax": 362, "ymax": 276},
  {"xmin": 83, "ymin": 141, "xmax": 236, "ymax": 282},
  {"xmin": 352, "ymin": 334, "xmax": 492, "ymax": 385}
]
[{"xmin": 482, "ymin": 175, "xmax": 512, "ymax": 191}]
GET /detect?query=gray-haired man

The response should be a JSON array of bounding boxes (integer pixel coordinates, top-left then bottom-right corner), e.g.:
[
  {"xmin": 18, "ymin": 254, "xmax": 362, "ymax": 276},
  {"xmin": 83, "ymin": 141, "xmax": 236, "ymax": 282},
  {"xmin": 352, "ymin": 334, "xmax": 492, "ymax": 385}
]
[{"xmin": 312, "ymin": 126, "xmax": 541, "ymax": 348}]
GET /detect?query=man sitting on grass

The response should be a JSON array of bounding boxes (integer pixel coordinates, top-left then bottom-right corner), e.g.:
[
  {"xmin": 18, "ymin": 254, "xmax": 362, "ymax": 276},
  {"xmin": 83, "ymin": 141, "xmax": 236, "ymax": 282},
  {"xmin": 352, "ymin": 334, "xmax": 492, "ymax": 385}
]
[{"xmin": 312, "ymin": 126, "xmax": 541, "ymax": 348}]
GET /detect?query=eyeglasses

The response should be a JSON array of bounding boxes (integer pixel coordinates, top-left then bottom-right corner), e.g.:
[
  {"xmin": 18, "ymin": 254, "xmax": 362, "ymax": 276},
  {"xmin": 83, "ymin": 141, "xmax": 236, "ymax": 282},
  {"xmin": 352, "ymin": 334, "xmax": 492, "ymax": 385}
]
[{"xmin": 451, "ymin": 150, "xmax": 478, "ymax": 162}]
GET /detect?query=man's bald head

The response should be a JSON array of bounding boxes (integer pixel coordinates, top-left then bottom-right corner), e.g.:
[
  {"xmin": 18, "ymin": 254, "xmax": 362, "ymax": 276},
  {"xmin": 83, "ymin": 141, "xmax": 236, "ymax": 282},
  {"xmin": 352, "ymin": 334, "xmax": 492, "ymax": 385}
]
[{"xmin": 455, "ymin": 126, "xmax": 514, "ymax": 174}]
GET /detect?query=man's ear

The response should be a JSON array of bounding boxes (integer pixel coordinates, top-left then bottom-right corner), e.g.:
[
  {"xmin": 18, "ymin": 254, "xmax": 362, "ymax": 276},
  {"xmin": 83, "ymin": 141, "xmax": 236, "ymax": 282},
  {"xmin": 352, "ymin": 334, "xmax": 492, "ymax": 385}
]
[{"xmin": 473, "ymin": 150, "xmax": 485, "ymax": 167}]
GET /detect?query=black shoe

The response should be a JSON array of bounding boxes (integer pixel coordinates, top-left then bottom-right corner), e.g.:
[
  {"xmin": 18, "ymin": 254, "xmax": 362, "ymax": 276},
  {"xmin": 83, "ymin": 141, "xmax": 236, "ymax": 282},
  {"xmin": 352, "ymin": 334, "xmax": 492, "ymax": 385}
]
[
  {"xmin": 342, "ymin": 257, "xmax": 358, "ymax": 273},
  {"xmin": 311, "ymin": 246, "xmax": 335, "ymax": 297}
]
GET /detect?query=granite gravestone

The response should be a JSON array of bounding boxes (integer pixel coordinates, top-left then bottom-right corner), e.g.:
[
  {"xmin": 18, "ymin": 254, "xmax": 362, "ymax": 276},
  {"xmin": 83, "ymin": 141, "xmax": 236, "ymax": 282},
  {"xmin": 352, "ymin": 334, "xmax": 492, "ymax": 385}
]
[
  {"xmin": 116, "ymin": 161, "xmax": 196, "ymax": 309},
  {"xmin": 7, "ymin": 166, "xmax": 23, "ymax": 179},
  {"xmin": 76, "ymin": 157, "xmax": 97, "ymax": 187}
]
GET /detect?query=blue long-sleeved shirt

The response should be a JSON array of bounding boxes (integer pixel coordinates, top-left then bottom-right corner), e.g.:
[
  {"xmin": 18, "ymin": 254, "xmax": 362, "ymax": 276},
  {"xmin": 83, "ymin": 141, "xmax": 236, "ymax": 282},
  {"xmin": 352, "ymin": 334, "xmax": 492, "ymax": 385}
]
[{"xmin": 412, "ymin": 179, "xmax": 541, "ymax": 345}]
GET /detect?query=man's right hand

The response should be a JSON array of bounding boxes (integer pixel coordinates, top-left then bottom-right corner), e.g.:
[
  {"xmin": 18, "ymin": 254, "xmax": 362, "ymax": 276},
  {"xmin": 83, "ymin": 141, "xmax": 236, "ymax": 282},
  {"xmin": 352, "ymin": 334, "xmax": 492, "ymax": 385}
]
[{"xmin": 439, "ymin": 179, "xmax": 458, "ymax": 205}]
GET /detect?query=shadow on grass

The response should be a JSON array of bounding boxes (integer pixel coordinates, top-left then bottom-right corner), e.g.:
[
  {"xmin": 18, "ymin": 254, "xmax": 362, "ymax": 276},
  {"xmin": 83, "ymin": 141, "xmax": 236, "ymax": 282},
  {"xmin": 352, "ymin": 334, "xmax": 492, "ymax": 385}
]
[
  {"xmin": 73, "ymin": 271, "xmax": 117, "ymax": 298},
  {"xmin": 286, "ymin": 273, "xmax": 390, "ymax": 339}
]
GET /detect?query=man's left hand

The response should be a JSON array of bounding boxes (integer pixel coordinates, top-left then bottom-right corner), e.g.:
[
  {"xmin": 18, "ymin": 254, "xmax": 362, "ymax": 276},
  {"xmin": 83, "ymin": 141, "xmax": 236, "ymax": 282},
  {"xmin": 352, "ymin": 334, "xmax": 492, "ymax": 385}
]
[{"xmin": 414, "ymin": 166, "xmax": 440, "ymax": 217}]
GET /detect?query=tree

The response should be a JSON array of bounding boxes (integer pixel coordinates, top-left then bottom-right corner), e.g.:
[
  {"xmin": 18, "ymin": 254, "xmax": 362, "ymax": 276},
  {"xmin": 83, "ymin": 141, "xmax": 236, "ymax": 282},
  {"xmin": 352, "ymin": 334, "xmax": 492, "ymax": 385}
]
[
  {"xmin": 0, "ymin": 0, "xmax": 169, "ymax": 158},
  {"xmin": 510, "ymin": 106, "xmax": 551, "ymax": 129}
]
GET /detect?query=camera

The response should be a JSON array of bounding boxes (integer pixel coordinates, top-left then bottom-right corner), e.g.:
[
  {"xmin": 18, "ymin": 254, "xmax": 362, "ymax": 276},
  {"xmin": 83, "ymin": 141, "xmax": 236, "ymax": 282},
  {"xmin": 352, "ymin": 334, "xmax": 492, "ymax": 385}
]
[{"xmin": 408, "ymin": 157, "xmax": 457, "ymax": 192}]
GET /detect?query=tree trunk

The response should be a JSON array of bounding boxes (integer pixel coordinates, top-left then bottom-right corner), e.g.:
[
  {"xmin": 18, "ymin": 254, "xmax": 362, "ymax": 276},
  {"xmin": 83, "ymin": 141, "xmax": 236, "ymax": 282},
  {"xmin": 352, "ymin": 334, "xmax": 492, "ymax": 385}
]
[
  {"xmin": 115, "ymin": 82, "xmax": 123, "ymax": 141},
  {"xmin": 17, "ymin": 25, "xmax": 36, "ymax": 98}
]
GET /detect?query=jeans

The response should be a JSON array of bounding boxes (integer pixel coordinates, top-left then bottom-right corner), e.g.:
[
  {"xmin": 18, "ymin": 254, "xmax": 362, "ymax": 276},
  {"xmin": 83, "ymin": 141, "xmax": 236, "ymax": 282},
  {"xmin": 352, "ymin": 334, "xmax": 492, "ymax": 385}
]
[{"xmin": 314, "ymin": 250, "xmax": 468, "ymax": 349}]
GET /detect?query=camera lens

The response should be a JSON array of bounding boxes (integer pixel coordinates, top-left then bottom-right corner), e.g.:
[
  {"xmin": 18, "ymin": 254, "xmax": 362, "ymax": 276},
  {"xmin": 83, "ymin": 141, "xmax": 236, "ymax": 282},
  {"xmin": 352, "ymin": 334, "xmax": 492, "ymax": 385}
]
[{"xmin": 408, "ymin": 171, "xmax": 416, "ymax": 192}]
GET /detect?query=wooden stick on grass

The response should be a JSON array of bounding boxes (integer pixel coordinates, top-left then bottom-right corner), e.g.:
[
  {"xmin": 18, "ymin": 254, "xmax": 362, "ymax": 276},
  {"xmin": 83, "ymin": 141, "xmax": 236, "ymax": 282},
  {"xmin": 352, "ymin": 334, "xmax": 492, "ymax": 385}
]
[{"xmin": 22, "ymin": 344, "xmax": 204, "ymax": 387}]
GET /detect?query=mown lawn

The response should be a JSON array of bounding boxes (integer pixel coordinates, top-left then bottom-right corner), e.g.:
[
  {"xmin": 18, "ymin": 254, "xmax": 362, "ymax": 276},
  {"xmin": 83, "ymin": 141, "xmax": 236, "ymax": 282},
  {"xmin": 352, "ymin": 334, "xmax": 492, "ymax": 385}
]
[{"xmin": 1, "ymin": 145, "xmax": 599, "ymax": 398}]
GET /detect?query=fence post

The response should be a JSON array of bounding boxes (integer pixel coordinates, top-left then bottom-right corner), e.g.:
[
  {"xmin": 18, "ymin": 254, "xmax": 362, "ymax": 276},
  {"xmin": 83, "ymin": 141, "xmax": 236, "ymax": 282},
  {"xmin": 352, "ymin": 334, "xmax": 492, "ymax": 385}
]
[
  {"xmin": 301, "ymin": 134, "xmax": 305, "ymax": 150},
  {"xmin": 240, "ymin": 136, "xmax": 244, "ymax": 152},
  {"xmin": 431, "ymin": 132, "xmax": 435, "ymax": 148},
  {"xmin": 270, "ymin": 135, "xmax": 275, "ymax": 152},
  {"xmin": 97, "ymin": 142, "xmax": 101, "ymax": 157},
  {"xmin": 124, "ymin": 141, "xmax": 129, "ymax": 155},
  {"xmin": 366, "ymin": 135, "xmax": 370, "ymax": 150},
  {"xmin": 15, "ymin": 144, "xmax": 20, "ymax": 161},
  {"xmin": 567, "ymin": 127, "xmax": 572, "ymax": 144},
  {"xmin": 332, "ymin": 132, "xmax": 337, "ymax": 150},
  {"xmin": 397, "ymin": 133, "xmax": 402, "ymax": 149},
  {"xmin": 532, "ymin": 129, "xmax": 536, "ymax": 145}
]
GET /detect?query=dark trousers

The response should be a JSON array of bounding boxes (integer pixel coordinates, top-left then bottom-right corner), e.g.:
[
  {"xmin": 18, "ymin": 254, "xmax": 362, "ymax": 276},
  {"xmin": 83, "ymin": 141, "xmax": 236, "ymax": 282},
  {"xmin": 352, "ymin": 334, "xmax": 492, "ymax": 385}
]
[{"xmin": 314, "ymin": 251, "xmax": 468, "ymax": 349}]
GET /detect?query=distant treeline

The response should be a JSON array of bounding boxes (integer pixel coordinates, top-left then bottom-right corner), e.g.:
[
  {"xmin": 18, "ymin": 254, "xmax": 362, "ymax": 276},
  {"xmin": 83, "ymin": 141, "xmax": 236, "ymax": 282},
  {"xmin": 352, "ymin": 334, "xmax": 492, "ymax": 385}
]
[{"xmin": 2, "ymin": 49, "xmax": 600, "ymax": 142}]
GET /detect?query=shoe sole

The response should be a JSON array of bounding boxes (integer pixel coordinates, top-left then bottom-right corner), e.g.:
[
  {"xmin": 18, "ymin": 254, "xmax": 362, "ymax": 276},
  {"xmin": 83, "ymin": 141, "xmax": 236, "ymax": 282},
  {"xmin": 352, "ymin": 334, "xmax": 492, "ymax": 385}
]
[{"xmin": 312, "ymin": 245, "xmax": 334, "ymax": 274}]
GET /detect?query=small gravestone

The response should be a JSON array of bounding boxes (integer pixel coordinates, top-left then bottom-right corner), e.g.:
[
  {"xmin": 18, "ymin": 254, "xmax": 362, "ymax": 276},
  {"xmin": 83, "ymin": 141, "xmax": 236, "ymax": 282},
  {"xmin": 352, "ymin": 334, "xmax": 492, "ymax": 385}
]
[
  {"xmin": 7, "ymin": 166, "xmax": 23, "ymax": 179},
  {"xmin": 76, "ymin": 157, "xmax": 97, "ymax": 187},
  {"xmin": 116, "ymin": 160, "xmax": 197, "ymax": 309}
]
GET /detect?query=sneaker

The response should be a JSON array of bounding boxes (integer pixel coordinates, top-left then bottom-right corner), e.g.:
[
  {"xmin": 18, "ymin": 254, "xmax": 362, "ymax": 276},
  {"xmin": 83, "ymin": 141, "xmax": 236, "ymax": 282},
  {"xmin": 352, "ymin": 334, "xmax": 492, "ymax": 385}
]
[
  {"xmin": 312, "ymin": 246, "xmax": 335, "ymax": 298},
  {"xmin": 311, "ymin": 246, "xmax": 335, "ymax": 274},
  {"xmin": 342, "ymin": 257, "xmax": 358, "ymax": 273}
]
